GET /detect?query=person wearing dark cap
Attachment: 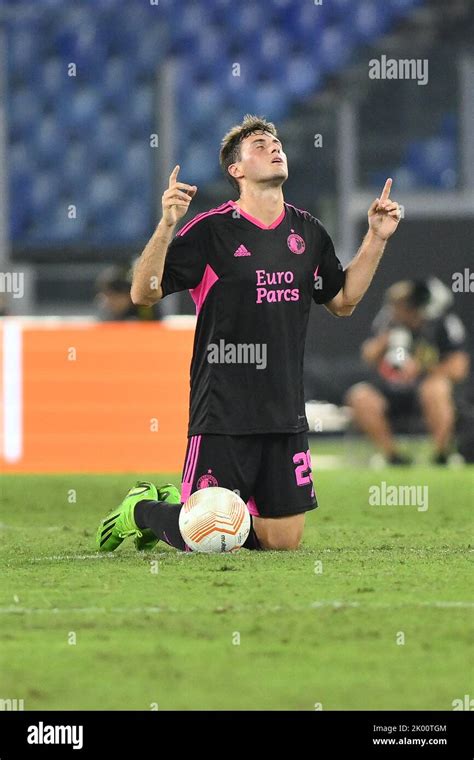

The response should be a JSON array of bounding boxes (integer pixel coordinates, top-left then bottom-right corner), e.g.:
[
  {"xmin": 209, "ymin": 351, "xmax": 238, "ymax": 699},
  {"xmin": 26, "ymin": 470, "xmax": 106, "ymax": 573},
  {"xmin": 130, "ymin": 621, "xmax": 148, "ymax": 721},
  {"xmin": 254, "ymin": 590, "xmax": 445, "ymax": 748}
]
[
  {"xmin": 95, "ymin": 264, "xmax": 158, "ymax": 321},
  {"xmin": 345, "ymin": 279, "xmax": 470, "ymax": 465}
]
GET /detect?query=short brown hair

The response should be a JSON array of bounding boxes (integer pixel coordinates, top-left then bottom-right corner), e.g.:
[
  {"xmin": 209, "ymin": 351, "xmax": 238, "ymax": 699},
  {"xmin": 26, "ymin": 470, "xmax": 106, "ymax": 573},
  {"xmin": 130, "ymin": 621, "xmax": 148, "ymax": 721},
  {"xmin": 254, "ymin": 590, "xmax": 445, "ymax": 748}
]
[{"xmin": 219, "ymin": 114, "xmax": 278, "ymax": 194}]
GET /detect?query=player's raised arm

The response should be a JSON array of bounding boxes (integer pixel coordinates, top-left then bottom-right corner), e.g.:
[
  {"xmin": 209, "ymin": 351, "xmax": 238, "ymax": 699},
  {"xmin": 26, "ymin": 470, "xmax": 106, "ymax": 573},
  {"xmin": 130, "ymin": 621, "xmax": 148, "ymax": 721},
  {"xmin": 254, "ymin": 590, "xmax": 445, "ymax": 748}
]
[
  {"xmin": 325, "ymin": 178, "xmax": 401, "ymax": 317},
  {"xmin": 130, "ymin": 165, "xmax": 197, "ymax": 305}
]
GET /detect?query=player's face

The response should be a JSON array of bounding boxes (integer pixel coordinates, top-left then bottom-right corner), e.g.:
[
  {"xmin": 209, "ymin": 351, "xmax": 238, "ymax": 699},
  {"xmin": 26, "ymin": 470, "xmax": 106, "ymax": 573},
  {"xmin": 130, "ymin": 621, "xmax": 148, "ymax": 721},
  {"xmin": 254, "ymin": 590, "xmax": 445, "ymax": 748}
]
[{"xmin": 233, "ymin": 131, "xmax": 288, "ymax": 188}]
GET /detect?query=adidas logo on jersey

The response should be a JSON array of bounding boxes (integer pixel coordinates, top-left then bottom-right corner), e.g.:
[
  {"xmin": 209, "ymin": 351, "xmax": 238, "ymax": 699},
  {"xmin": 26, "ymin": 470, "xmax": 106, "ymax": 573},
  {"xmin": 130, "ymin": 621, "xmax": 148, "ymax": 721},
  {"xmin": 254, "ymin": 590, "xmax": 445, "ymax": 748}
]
[{"xmin": 234, "ymin": 244, "xmax": 252, "ymax": 257}]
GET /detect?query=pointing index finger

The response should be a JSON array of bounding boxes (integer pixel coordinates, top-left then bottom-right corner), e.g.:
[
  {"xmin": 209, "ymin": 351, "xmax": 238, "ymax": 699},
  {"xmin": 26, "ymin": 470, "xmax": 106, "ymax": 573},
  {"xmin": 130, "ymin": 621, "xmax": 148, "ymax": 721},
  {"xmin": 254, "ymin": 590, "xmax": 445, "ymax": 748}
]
[
  {"xmin": 380, "ymin": 178, "xmax": 392, "ymax": 202},
  {"xmin": 169, "ymin": 164, "xmax": 180, "ymax": 187}
]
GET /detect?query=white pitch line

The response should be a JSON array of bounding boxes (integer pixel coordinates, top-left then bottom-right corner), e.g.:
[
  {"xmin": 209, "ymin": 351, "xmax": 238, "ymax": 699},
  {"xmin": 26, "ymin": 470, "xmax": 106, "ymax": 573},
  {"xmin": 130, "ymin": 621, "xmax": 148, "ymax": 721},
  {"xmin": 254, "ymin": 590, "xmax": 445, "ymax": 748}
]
[
  {"xmin": 0, "ymin": 606, "xmax": 166, "ymax": 615},
  {"xmin": 28, "ymin": 551, "xmax": 174, "ymax": 562},
  {"xmin": 0, "ymin": 601, "xmax": 472, "ymax": 615},
  {"xmin": 29, "ymin": 554, "xmax": 119, "ymax": 561},
  {"xmin": 310, "ymin": 600, "xmax": 474, "ymax": 609},
  {"xmin": 1, "ymin": 525, "xmax": 65, "ymax": 532}
]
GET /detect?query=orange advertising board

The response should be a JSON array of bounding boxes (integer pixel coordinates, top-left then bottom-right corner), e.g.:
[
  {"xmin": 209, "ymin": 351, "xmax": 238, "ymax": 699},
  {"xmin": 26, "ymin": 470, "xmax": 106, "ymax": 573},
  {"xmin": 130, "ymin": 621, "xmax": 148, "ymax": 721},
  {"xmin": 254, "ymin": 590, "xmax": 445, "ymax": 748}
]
[{"xmin": 0, "ymin": 320, "xmax": 195, "ymax": 473}]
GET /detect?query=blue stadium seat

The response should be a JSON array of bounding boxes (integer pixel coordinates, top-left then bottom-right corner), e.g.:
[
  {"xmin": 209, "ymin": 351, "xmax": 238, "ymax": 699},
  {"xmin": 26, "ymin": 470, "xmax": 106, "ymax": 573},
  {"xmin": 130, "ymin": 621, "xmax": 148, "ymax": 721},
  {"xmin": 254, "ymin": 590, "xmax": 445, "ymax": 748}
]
[
  {"xmin": 351, "ymin": 0, "xmax": 392, "ymax": 43},
  {"xmin": 440, "ymin": 112, "xmax": 457, "ymax": 139},
  {"xmin": 389, "ymin": 0, "xmax": 422, "ymax": 18},
  {"xmin": 286, "ymin": 55, "xmax": 322, "ymax": 98},
  {"xmin": 127, "ymin": 85, "xmax": 154, "ymax": 136},
  {"xmin": 192, "ymin": 28, "xmax": 230, "ymax": 80},
  {"xmin": 254, "ymin": 28, "xmax": 288, "ymax": 80},
  {"xmin": 242, "ymin": 80, "xmax": 290, "ymax": 121},
  {"xmin": 34, "ymin": 116, "xmax": 67, "ymax": 168},
  {"xmin": 29, "ymin": 173, "xmax": 60, "ymax": 216},
  {"xmin": 27, "ymin": 181, "xmax": 87, "ymax": 245},
  {"xmin": 173, "ymin": 1, "xmax": 214, "ymax": 42},
  {"xmin": 44, "ymin": 204, "xmax": 88, "ymax": 243},
  {"xmin": 91, "ymin": 113, "xmax": 128, "ymax": 167},
  {"xmin": 134, "ymin": 25, "xmax": 169, "ymax": 77},
  {"xmin": 60, "ymin": 87, "xmax": 102, "ymax": 137},
  {"xmin": 174, "ymin": 57, "xmax": 201, "ymax": 100},
  {"xmin": 109, "ymin": 199, "xmax": 153, "ymax": 242},
  {"xmin": 9, "ymin": 173, "xmax": 31, "ymax": 240},
  {"xmin": 295, "ymin": 0, "xmax": 329, "ymax": 45},
  {"xmin": 232, "ymin": 3, "xmax": 267, "ymax": 36},
  {"xmin": 6, "ymin": 0, "xmax": 429, "ymax": 246},
  {"xmin": 40, "ymin": 57, "xmax": 70, "ymax": 105},
  {"xmin": 318, "ymin": 25, "xmax": 354, "ymax": 73},
  {"xmin": 180, "ymin": 141, "xmax": 217, "ymax": 185},
  {"xmin": 9, "ymin": 142, "xmax": 31, "ymax": 184},
  {"xmin": 406, "ymin": 137, "xmax": 457, "ymax": 188},
  {"xmin": 62, "ymin": 22, "xmax": 107, "ymax": 81},
  {"xmin": 224, "ymin": 58, "xmax": 261, "ymax": 109},
  {"xmin": 88, "ymin": 172, "xmax": 122, "ymax": 215},
  {"xmin": 122, "ymin": 142, "xmax": 154, "ymax": 190},
  {"xmin": 61, "ymin": 143, "xmax": 95, "ymax": 190},
  {"xmin": 327, "ymin": 0, "xmax": 356, "ymax": 20},
  {"xmin": 10, "ymin": 88, "xmax": 41, "ymax": 139},
  {"xmin": 100, "ymin": 57, "xmax": 135, "ymax": 109},
  {"xmin": 181, "ymin": 81, "xmax": 223, "ymax": 129},
  {"xmin": 8, "ymin": 23, "xmax": 42, "ymax": 77}
]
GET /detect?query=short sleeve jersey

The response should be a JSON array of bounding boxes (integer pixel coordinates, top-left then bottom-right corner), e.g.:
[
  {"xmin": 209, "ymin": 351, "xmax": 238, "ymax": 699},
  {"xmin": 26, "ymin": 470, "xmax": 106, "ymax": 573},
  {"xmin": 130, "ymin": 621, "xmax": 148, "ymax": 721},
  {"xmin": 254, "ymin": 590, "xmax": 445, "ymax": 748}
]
[{"xmin": 161, "ymin": 200, "xmax": 345, "ymax": 435}]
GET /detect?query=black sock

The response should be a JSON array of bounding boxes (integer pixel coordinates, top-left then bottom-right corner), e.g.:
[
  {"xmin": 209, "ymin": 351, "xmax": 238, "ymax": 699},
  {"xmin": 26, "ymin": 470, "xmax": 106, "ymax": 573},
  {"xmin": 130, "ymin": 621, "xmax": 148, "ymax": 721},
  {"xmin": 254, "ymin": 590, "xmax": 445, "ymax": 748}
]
[
  {"xmin": 243, "ymin": 521, "xmax": 263, "ymax": 550},
  {"xmin": 134, "ymin": 500, "xmax": 186, "ymax": 551},
  {"xmin": 135, "ymin": 500, "xmax": 263, "ymax": 552}
]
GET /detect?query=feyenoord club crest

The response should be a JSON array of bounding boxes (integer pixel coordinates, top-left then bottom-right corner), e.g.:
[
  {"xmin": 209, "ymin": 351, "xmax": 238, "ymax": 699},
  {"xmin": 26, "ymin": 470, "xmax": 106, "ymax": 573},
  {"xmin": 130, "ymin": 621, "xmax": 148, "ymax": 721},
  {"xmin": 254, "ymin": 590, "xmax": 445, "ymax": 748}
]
[
  {"xmin": 197, "ymin": 470, "xmax": 219, "ymax": 489},
  {"xmin": 287, "ymin": 232, "xmax": 306, "ymax": 254}
]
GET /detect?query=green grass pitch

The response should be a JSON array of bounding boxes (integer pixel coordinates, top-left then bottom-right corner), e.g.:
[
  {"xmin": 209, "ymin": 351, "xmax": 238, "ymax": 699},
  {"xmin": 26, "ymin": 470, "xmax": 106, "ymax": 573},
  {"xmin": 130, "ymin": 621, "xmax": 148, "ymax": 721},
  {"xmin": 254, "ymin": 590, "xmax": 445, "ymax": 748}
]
[{"xmin": 1, "ymin": 461, "xmax": 473, "ymax": 710}]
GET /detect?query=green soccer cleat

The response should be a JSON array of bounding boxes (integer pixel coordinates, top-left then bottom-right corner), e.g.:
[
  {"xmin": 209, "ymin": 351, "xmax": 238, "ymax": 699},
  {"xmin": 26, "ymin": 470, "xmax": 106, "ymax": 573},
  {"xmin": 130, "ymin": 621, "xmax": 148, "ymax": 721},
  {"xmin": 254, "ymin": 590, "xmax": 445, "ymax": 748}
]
[
  {"xmin": 134, "ymin": 483, "xmax": 182, "ymax": 551},
  {"xmin": 96, "ymin": 481, "xmax": 158, "ymax": 552}
]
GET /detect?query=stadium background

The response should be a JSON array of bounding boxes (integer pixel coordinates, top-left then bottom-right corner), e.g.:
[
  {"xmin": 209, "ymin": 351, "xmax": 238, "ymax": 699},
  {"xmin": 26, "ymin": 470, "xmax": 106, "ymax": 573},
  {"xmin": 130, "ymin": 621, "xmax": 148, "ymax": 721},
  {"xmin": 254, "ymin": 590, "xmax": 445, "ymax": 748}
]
[
  {"xmin": 1, "ymin": 0, "xmax": 472, "ymax": 472},
  {"xmin": 0, "ymin": 0, "xmax": 473, "ymax": 716}
]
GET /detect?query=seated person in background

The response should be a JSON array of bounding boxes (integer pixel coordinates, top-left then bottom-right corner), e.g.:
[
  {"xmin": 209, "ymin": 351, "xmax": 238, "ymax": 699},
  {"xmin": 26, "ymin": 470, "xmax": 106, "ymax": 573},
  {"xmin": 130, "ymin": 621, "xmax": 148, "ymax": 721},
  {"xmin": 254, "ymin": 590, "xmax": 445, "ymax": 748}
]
[
  {"xmin": 95, "ymin": 265, "xmax": 160, "ymax": 321},
  {"xmin": 345, "ymin": 280, "xmax": 470, "ymax": 465}
]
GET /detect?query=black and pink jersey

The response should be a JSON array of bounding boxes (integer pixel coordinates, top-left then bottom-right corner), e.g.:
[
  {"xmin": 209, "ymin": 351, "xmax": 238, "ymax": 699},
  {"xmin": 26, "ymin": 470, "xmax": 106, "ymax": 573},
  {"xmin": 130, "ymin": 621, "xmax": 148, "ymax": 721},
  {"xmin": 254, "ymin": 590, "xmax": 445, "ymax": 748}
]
[{"xmin": 161, "ymin": 200, "xmax": 345, "ymax": 436}]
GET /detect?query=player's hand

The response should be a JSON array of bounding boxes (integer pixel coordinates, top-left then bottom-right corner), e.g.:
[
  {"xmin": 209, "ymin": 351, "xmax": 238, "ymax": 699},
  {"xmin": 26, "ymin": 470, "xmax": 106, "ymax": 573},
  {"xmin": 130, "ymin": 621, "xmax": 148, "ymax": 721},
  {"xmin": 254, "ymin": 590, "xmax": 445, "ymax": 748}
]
[
  {"xmin": 368, "ymin": 179, "xmax": 401, "ymax": 240},
  {"xmin": 161, "ymin": 165, "xmax": 197, "ymax": 227}
]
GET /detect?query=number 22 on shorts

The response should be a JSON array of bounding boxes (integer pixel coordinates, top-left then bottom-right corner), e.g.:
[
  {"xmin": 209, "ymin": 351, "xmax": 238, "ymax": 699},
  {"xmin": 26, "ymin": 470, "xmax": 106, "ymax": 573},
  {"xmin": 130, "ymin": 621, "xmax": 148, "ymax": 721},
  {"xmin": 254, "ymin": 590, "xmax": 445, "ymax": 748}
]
[{"xmin": 293, "ymin": 449, "xmax": 313, "ymax": 486}]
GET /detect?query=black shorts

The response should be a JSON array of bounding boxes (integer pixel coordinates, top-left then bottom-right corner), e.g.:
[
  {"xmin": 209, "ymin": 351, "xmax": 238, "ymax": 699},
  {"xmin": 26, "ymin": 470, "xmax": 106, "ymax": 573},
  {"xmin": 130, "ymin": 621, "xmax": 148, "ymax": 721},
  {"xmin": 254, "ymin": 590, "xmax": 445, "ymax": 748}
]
[
  {"xmin": 369, "ymin": 375, "xmax": 420, "ymax": 419},
  {"xmin": 384, "ymin": 388, "xmax": 419, "ymax": 418},
  {"xmin": 180, "ymin": 432, "xmax": 318, "ymax": 518}
]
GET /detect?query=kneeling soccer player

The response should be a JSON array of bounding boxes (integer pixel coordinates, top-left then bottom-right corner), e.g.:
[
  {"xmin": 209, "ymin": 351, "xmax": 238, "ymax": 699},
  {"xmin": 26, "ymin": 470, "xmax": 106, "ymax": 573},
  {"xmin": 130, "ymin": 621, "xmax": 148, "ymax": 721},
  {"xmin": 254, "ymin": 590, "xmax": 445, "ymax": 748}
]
[{"xmin": 96, "ymin": 114, "xmax": 402, "ymax": 553}]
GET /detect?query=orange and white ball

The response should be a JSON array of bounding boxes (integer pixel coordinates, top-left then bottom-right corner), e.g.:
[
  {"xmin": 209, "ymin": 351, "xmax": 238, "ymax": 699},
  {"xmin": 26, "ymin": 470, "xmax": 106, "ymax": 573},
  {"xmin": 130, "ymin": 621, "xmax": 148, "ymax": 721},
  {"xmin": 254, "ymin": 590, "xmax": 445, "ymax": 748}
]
[{"xmin": 179, "ymin": 487, "xmax": 251, "ymax": 553}]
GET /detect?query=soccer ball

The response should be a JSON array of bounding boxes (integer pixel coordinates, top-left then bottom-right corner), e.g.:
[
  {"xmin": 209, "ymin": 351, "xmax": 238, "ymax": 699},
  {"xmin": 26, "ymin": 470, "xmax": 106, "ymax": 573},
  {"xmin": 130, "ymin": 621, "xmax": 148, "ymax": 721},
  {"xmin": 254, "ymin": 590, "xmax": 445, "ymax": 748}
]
[{"xmin": 179, "ymin": 487, "xmax": 251, "ymax": 553}]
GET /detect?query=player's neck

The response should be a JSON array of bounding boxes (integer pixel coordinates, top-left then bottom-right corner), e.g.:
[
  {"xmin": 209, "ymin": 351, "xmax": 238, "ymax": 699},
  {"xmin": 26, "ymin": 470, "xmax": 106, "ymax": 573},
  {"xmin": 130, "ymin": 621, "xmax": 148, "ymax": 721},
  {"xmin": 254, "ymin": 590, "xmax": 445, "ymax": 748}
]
[{"xmin": 235, "ymin": 188, "xmax": 284, "ymax": 227}]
